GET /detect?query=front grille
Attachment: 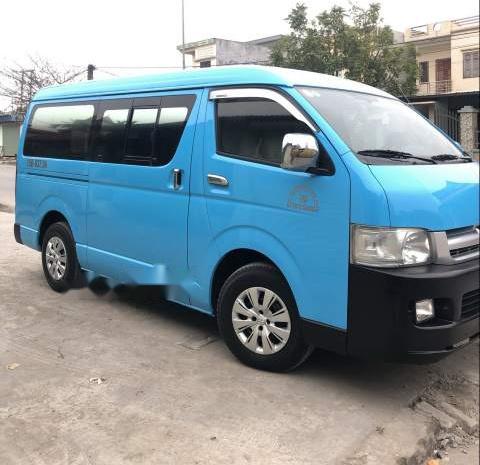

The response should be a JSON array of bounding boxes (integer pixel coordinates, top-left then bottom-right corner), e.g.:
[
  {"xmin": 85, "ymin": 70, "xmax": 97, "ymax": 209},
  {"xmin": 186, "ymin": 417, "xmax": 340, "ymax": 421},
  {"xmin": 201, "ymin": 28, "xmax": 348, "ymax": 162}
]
[
  {"xmin": 451, "ymin": 244, "xmax": 480, "ymax": 257},
  {"xmin": 446, "ymin": 225, "xmax": 479, "ymax": 262},
  {"xmin": 461, "ymin": 289, "xmax": 479, "ymax": 319}
]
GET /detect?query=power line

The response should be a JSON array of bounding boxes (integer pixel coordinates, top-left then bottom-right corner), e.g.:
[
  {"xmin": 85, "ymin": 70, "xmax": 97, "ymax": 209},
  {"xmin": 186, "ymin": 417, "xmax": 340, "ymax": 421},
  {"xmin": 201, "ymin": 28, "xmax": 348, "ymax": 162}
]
[
  {"xmin": 96, "ymin": 65, "xmax": 189, "ymax": 69},
  {"xmin": 96, "ymin": 68, "xmax": 118, "ymax": 77}
]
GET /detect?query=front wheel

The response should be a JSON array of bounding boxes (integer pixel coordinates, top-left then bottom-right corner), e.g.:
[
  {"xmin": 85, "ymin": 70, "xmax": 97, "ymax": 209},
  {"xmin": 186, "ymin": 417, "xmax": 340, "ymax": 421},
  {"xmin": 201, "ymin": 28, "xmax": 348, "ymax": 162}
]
[{"xmin": 217, "ymin": 262, "xmax": 312, "ymax": 372}]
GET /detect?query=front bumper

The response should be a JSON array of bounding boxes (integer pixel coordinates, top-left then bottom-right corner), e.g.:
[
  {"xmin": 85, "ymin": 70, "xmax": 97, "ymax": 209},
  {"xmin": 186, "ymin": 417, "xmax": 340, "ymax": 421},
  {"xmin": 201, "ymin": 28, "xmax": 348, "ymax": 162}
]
[{"xmin": 347, "ymin": 259, "xmax": 479, "ymax": 360}]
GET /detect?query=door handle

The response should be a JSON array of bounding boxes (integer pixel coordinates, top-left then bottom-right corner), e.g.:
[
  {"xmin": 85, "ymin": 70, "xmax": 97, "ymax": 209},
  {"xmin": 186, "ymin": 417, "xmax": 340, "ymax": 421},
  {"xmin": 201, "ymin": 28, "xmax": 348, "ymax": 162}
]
[
  {"xmin": 207, "ymin": 174, "xmax": 229, "ymax": 187},
  {"xmin": 173, "ymin": 168, "xmax": 182, "ymax": 190}
]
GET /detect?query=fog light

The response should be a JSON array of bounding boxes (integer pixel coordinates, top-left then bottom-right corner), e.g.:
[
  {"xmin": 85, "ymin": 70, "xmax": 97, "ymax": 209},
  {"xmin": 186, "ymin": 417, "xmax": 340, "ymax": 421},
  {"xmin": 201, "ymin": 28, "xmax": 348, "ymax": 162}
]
[{"xmin": 416, "ymin": 299, "xmax": 434, "ymax": 323}]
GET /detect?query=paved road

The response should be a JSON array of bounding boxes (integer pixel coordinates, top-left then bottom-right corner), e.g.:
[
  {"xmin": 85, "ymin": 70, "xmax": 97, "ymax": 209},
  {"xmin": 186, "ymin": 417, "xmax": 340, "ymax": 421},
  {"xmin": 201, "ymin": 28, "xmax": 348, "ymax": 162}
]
[
  {"xmin": 0, "ymin": 164, "xmax": 15, "ymax": 209},
  {"xmin": 0, "ymin": 210, "xmax": 478, "ymax": 465}
]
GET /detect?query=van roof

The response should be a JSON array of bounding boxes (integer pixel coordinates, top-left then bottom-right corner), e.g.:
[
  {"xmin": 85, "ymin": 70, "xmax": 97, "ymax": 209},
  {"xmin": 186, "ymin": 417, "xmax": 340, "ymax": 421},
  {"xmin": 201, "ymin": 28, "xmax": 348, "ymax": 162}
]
[{"xmin": 33, "ymin": 65, "xmax": 392, "ymax": 101}]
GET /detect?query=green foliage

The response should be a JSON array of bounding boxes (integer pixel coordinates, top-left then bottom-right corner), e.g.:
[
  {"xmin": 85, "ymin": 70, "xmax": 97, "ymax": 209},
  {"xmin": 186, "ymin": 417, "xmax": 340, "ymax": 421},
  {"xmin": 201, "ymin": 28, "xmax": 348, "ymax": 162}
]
[{"xmin": 271, "ymin": 2, "xmax": 417, "ymax": 96}]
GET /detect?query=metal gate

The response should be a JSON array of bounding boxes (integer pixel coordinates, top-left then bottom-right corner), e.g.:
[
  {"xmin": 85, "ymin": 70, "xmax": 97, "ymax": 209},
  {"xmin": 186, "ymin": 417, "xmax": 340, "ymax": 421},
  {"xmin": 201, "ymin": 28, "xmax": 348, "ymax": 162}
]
[{"xmin": 434, "ymin": 107, "xmax": 460, "ymax": 142}]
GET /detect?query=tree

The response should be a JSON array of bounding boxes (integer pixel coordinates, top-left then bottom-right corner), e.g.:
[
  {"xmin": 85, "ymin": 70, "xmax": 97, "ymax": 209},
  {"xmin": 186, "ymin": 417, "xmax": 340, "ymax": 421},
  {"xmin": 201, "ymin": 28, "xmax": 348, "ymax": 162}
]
[
  {"xmin": 271, "ymin": 2, "xmax": 417, "ymax": 96},
  {"xmin": 0, "ymin": 56, "xmax": 84, "ymax": 116}
]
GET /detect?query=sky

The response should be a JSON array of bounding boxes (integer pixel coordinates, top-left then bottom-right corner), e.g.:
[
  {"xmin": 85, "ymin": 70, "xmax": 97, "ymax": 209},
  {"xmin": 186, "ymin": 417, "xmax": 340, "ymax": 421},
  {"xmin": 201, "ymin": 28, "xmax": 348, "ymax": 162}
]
[{"xmin": 1, "ymin": 0, "xmax": 479, "ymax": 109}]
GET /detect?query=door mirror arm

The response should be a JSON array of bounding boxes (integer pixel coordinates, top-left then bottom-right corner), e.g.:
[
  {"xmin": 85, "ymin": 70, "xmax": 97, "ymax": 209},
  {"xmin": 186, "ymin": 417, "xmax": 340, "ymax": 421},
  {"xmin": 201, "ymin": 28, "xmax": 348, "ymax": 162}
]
[{"xmin": 307, "ymin": 165, "xmax": 335, "ymax": 176}]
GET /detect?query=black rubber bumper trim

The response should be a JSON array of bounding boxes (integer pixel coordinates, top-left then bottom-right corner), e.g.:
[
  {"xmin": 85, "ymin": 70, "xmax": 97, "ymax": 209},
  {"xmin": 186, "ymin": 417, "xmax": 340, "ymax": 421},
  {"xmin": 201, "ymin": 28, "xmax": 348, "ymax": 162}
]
[
  {"xmin": 13, "ymin": 223, "xmax": 22, "ymax": 245},
  {"xmin": 300, "ymin": 319, "xmax": 347, "ymax": 355},
  {"xmin": 347, "ymin": 260, "xmax": 479, "ymax": 360}
]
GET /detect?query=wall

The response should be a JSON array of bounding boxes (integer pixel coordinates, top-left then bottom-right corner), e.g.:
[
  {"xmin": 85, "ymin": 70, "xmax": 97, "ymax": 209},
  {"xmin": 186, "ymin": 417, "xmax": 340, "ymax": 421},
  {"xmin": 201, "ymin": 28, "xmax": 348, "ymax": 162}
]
[
  {"xmin": 0, "ymin": 123, "xmax": 21, "ymax": 157},
  {"xmin": 416, "ymin": 41, "xmax": 451, "ymax": 94},
  {"xmin": 451, "ymin": 31, "xmax": 479, "ymax": 92},
  {"xmin": 194, "ymin": 43, "xmax": 216, "ymax": 65},
  {"xmin": 215, "ymin": 39, "xmax": 271, "ymax": 65},
  {"xmin": 409, "ymin": 17, "xmax": 479, "ymax": 95}
]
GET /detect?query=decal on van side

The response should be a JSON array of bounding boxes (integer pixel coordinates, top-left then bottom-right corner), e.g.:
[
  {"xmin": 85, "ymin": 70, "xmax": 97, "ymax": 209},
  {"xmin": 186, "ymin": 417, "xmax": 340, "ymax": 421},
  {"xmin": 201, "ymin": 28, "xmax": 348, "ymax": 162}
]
[
  {"xmin": 287, "ymin": 185, "xmax": 319, "ymax": 212},
  {"xmin": 27, "ymin": 159, "xmax": 48, "ymax": 169}
]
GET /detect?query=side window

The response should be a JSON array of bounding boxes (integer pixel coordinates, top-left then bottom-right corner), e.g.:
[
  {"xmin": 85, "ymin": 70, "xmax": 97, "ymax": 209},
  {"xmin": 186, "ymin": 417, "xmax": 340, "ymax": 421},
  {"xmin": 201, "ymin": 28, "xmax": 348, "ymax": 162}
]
[
  {"xmin": 154, "ymin": 95, "xmax": 196, "ymax": 166},
  {"xmin": 125, "ymin": 108, "xmax": 158, "ymax": 165},
  {"xmin": 463, "ymin": 50, "xmax": 479, "ymax": 78},
  {"xmin": 216, "ymin": 98, "xmax": 312, "ymax": 164},
  {"xmin": 96, "ymin": 105, "xmax": 130, "ymax": 163},
  {"xmin": 93, "ymin": 94, "xmax": 196, "ymax": 166},
  {"xmin": 24, "ymin": 104, "xmax": 94, "ymax": 159}
]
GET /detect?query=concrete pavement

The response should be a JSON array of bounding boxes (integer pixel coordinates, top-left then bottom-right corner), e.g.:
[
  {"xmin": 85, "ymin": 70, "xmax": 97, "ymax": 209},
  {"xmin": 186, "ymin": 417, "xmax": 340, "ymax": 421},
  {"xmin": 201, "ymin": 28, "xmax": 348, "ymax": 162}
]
[{"xmin": 0, "ymin": 163, "xmax": 478, "ymax": 464}]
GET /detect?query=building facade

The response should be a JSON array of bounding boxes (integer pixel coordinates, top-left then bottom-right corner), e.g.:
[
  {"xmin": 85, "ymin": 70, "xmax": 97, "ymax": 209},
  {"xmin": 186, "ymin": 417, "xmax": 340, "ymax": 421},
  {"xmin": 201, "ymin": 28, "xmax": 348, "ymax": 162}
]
[
  {"xmin": 402, "ymin": 16, "xmax": 479, "ymax": 156},
  {"xmin": 179, "ymin": 25, "xmax": 479, "ymax": 156},
  {"xmin": 0, "ymin": 114, "xmax": 22, "ymax": 157},
  {"xmin": 177, "ymin": 35, "xmax": 282, "ymax": 68}
]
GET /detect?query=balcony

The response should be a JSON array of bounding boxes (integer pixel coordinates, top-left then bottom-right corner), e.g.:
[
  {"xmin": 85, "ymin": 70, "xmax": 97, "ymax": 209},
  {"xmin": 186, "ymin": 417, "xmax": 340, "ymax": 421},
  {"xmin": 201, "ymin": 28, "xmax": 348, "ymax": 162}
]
[
  {"xmin": 452, "ymin": 16, "xmax": 479, "ymax": 31},
  {"xmin": 405, "ymin": 21, "xmax": 451, "ymax": 42},
  {"xmin": 417, "ymin": 80, "xmax": 452, "ymax": 95},
  {"xmin": 404, "ymin": 16, "xmax": 479, "ymax": 42}
]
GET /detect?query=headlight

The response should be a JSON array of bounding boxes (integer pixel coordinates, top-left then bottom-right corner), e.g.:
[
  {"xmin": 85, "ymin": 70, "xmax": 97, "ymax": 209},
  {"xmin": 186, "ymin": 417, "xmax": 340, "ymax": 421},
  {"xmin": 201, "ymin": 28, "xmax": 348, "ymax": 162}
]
[{"xmin": 351, "ymin": 226, "xmax": 431, "ymax": 267}]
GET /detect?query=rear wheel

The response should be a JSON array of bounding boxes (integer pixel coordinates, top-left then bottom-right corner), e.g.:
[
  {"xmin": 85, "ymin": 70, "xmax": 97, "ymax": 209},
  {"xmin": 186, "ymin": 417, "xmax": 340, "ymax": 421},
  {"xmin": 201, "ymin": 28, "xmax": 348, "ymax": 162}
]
[
  {"xmin": 41, "ymin": 222, "xmax": 82, "ymax": 292},
  {"xmin": 217, "ymin": 262, "xmax": 312, "ymax": 372}
]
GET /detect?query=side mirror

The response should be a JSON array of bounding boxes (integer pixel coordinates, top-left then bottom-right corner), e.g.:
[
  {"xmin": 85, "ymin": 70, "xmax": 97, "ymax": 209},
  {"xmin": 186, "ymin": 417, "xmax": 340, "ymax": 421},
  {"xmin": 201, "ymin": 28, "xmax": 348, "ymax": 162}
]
[{"xmin": 281, "ymin": 133, "xmax": 319, "ymax": 172}]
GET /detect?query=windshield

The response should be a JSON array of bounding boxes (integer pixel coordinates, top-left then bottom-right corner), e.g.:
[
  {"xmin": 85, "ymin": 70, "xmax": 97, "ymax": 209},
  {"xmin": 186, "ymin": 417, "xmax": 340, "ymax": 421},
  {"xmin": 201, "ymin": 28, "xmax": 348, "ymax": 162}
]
[{"xmin": 298, "ymin": 87, "xmax": 467, "ymax": 164}]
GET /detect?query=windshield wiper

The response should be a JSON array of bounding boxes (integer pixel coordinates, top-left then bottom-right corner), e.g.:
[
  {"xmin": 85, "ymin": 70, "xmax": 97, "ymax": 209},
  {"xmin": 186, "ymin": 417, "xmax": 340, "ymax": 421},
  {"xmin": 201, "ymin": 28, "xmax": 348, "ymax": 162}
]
[
  {"xmin": 431, "ymin": 154, "xmax": 472, "ymax": 162},
  {"xmin": 357, "ymin": 149, "xmax": 437, "ymax": 164}
]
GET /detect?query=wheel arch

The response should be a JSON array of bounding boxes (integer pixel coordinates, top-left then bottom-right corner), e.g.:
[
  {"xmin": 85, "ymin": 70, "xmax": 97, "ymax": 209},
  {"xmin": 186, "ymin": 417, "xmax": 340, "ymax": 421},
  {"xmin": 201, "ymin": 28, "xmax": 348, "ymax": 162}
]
[
  {"xmin": 210, "ymin": 248, "xmax": 292, "ymax": 313},
  {"xmin": 38, "ymin": 210, "xmax": 69, "ymax": 248}
]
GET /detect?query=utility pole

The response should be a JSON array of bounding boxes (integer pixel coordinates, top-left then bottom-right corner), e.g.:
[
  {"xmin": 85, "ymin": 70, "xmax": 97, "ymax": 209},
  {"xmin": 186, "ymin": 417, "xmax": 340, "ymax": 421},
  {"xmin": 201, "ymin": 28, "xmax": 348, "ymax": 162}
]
[
  {"xmin": 87, "ymin": 64, "xmax": 96, "ymax": 80},
  {"xmin": 19, "ymin": 70, "xmax": 25, "ymax": 113},
  {"xmin": 181, "ymin": 0, "xmax": 186, "ymax": 69}
]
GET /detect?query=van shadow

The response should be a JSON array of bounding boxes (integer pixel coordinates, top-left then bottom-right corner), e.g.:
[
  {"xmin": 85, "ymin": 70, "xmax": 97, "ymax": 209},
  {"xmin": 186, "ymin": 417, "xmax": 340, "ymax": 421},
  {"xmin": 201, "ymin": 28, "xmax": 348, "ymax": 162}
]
[
  {"xmin": 94, "ymin": 281, "xmax": 219, "ymax": 336},
  {"xmin": 91, "ymin": 282, "xmax": 438, "ymax": 399}
]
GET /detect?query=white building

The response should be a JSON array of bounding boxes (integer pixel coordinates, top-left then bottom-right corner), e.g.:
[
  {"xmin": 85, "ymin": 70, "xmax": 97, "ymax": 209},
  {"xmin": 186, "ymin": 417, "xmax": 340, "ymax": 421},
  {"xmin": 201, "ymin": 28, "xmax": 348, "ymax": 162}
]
[
  {"xmin": 177, "ymin": 35, "xmax": 282, "ymax": 68},
  {"xmin": 0, "ymin": 114, "xmax": 22, "ymax": 157}
]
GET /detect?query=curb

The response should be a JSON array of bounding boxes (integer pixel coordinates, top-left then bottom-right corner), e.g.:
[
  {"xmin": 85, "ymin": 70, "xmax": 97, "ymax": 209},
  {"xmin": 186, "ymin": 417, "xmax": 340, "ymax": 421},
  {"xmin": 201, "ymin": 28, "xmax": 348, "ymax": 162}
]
[
  {"xmin": 440, "ymin": 402, "xmax": 479, "ymax": 435},
  {"xmin": 340, "ymin": 399, "xmax": 477, "ymax": 465},
  {"xmin": 415, "ymin": 401, "xmax": 458, "ymax": 430},
  {"xmin": 340, "ymin": 406, "xmax": 439, "ymax": 465}
]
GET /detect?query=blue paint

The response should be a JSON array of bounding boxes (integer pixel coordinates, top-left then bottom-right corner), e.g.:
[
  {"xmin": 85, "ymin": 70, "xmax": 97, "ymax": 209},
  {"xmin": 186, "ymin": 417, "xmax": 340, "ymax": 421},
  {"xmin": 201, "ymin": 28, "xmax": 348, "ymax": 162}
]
[
  {"xmin": 15, "ymin": 66, "xmax": 479, "ymax": 332},
  {"xmin": 369, "ymin": 162, "xmax": 480, "ymax": 230},
  {"xmin": 34, "ymin": 65, "xmax": 391, "ymax": 102}
]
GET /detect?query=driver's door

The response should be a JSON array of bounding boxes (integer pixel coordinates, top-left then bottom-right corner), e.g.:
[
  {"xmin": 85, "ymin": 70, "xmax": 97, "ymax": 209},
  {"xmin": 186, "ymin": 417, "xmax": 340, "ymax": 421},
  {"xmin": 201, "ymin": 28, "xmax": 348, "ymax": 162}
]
[{"xmin": 202, "ymin": 87, "xmax": 351, "ymax": 329}]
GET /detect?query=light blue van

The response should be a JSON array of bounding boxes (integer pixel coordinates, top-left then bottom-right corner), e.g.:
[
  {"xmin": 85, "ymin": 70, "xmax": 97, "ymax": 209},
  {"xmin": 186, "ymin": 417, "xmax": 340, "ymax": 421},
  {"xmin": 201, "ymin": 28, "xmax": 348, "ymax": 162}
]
[{"xmin": 14, "ymin": 66, "xmax": 479, "ymax": 371}]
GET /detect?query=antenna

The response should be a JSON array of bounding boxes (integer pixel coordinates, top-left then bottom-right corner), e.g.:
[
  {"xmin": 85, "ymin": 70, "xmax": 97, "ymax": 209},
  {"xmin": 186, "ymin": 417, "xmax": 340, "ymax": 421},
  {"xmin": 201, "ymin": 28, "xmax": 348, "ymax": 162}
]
[{"xmin": 181, "ymin": 0, "xmax": 186, "ymax": 70}]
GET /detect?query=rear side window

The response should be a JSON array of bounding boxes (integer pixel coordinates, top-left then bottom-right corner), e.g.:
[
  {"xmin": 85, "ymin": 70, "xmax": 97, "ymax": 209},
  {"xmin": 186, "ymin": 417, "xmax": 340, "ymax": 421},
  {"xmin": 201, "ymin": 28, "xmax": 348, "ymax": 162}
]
[
  {"xmin": 96, "ymin": 107, "xmax": 130, "ymax": 163},
  {"xmin": 216, "ymin": 98, "xmax": 311, "ymax": 164},
  {"xmin": 125, "ymin": 108, "xmax": 158, "ymax": 165},
  {"xmin": 94, "ymin": 94, "xmax": 196, "ymax": 166},
  {"xmin": 24, "ymin": 104, "xmax": 94, "ymax": 159}
]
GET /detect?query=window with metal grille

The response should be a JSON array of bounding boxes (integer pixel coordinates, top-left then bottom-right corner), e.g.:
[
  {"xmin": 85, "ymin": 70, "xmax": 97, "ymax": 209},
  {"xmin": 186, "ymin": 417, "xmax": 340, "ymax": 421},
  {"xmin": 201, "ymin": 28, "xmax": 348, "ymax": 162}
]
[{"xmin": 463, "ymin": 50, "xmax": 479, "ymax": 78}]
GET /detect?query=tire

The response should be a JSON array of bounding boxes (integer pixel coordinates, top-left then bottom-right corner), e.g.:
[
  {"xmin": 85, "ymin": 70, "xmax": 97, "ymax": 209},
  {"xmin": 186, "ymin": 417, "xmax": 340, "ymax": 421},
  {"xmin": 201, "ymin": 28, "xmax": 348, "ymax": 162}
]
[
  {"xmin": 217, "ymin": 262, "xmax": 312, "ymax": 372},
  {"xmin": 41, "ymin": 221, "xmax": 83, "ymax": 293}
]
